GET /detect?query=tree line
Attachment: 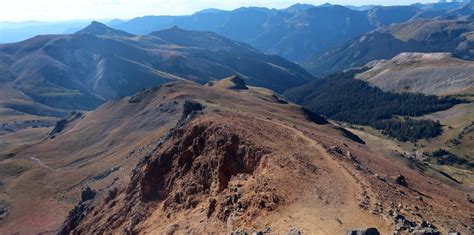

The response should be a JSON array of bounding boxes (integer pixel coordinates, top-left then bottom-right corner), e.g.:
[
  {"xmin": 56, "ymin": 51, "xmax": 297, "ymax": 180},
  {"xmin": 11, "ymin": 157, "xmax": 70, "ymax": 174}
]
[{"xmin": 285, "ymin": 69, "xmax": 462, "ymax": 141}]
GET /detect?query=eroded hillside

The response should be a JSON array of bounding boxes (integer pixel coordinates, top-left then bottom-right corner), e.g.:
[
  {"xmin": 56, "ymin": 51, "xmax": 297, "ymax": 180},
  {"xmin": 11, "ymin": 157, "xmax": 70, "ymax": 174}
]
[
  {"xmin": 357, "ymin": 52, "xmax": 474, "ymax": 96},
  {"xmin": 0, "ymin": 80, "xmax": 468, "ymax": 234}
]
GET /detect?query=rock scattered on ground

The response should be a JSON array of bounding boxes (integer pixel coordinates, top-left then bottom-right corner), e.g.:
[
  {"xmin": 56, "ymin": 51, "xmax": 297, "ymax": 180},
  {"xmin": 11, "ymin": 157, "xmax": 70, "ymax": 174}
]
[
  {"xmin": 347, "ymin": 227, "xmax": 380, "ymax": 235},
  {"xmin": 285, "ymin": 228, "xmax": 302, "ymax": 235}
]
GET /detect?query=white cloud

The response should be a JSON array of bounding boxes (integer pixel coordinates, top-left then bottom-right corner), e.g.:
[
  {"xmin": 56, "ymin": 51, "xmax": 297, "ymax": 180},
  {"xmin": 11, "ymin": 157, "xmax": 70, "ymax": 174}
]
[{"xmin": 0, "ymin": 0, "xmax": 436, "ymax": 22}]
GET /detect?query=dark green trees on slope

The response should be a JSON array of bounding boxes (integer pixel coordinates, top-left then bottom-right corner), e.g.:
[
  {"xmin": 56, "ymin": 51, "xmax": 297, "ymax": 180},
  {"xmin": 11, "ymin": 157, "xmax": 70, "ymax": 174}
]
[{"xmin": 285, "ymin": 69, "xmax": 462, "ymax": 141}]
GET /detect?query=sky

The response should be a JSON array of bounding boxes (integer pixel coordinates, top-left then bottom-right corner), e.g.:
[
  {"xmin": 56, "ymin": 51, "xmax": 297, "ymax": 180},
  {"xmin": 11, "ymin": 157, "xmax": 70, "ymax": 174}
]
[{"xmin": 0, "ymin": 0, "xmax": 438, "ymax": 22}]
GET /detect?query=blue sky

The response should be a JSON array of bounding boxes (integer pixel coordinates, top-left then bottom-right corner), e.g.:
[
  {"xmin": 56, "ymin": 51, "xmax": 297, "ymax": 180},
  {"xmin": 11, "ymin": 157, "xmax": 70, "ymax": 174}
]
[{"xmin": 1, "ymin": 0, "xmax": 437, "ymax": 22}]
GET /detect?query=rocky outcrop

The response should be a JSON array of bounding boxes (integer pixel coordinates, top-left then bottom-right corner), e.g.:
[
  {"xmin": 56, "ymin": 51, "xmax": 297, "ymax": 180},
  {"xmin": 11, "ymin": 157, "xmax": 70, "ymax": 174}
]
[
  {"xmin": 0, "ymin": 200, "xmax": 9, "ymax": 222},
  {"xmin": 48, "ymin": 112, "xmax": 83, "ymax": 138},
  {"xmin": 411, "ymin": 228, "xmax": 440, "ymax": 235},
  {"xmin": 60, "ymin": 115, "xmax": 274, "ymax": 233},
  {"xmin": 58, "ymin": 187, "xmax": 96, "ymax": 235},
  {"xmin": 137, "ymin": 122, "xmax": 268, "ymax": 208},
  {"xmin": 227, "ymin": 75, "xmax": 248, "ymax": 90},
  {"xmin": 389, "ymin": 211, "xmax": 440, "ymax": 234},
  {"xmin": 48, "ymin": 119, "xmax": 68, "ymax": 137},
  {"xmin": 180, "ymin": 100, "xmax": 204, "ymax": 122},
  {"xmin": 80, "ymin": 187, "xmax": 96, "ymax": 201},
  {"xmin": 208, "ymin": 75, "xmax": 249, "ymax": 91}
]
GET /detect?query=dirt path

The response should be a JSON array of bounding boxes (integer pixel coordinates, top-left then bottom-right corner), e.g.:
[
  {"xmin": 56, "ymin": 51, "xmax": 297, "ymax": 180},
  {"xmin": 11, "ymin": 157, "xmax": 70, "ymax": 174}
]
[
  {"xmin": 256, "ymin": 117, "xmax": 389, "ymax": 233},
  {"xmin": 29, "ymin": 157, "xmax": 53, "ymax": 170}
]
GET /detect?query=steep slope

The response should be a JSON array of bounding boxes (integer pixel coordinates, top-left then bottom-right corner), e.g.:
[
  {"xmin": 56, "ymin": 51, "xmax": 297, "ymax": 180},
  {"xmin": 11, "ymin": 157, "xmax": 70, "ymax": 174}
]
[
  {"xmin": 0, "ymin": 22, "xmax": 313, "ymax": 111},
  {"xmin": 2, "ymin": 3, "xmax": 472, "ymax": 62},
  {"xmin": 285, "ymin": 68, "xmax": 462, "ymax": 142},
  {"xmin": 357, "ymin": 52, "xmax": 474, "ymax": 96},
  {"xmin": 303, "ymin": 19, "xmax": 474, "ymax": 75},
  {"xmin": 412, "ymin": 2, "xmax": 466, "ymax": 12},
  {"xmin": 146, "ymin": 26, "xmax": 314, "ymax": 91},
  {"xmin": 114, "ymin": 5, "xmax": 432, "ymax": 61},
  {"xmin": 0, "ymin": 81, "xmax": 470, "ymax": 234},
  {"xmin": 51, "ymin": 82, "xmax": 471, "ymax": 234},
  {"xmin": 249, "ymin": 5, "xmax": 373, "ymax": 61},
  {"xmin": 366, "ymin": 6, "xmax": 420, "ymax": 28},
  {"xmin": 447, "ymin": 2, "xmax": 474, "ymax": 19},
  {"xmin": 413, "ymin": 2, "xmax": 474, "ymax": 20}
]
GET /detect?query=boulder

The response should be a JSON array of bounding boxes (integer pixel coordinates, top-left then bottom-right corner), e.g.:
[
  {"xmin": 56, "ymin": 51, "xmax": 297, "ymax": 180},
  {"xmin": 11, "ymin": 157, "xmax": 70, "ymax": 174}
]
[
  {"xmin": 412, "ymin": 228, "xmax": 441, "ymax": 235},
  {"xmin": 81, "ymin": 187, "xmax": 96, "ymax": 202},
  {"xmin": 0, "ymin": 201, "xmax": 8, "ymax": 220},
  {"xmin": 395, "ymin": 175, "xmax": 408, "ymax": 187},
  {"xmin": 231, "ymin": 230, "xmax": 248, "ymax": 235},
  {"xmin": 180, "ymin": 100, "xmax": 204, "ymax": 121},
  {"xmin": 347, "ymin": 227, "xmax": 380, "ymax": 235}
]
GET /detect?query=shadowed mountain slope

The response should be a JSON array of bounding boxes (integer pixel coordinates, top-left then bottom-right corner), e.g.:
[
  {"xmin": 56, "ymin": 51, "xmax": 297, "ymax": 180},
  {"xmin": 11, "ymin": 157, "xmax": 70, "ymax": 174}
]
[
  {"xmin": 303, "ymin": 18, "xmax": 474, "ymax": 75},
  {"xmin": 114, "ymin": 4, "xmax": 452, "ymax": 61},
  {"xmin": 0, "ymin": 22, "xmax": 313, "ymax": 111},
  {"xmin": 366, "ymin": 6, "xmax": 420, "ymax": 28},
  {"xmin": 2, "ymin": 2, "xmax": 473, "ymax": 62}
]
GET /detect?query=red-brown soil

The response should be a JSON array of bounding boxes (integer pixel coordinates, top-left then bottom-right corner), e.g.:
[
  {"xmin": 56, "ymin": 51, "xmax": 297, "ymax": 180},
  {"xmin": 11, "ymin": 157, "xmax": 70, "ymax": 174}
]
[{"xmin": 0, "ymin": 81, "xmax": 472, "ymax": 234}]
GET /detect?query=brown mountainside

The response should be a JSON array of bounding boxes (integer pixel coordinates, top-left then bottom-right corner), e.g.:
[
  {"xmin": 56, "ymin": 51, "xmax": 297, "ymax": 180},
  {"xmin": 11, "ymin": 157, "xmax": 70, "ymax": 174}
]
[
  {"xmin": 0, "ymin": 22, "xmax": 313, "ymax": 111},
  {"xmin": 1, "ymin": 80, "xmax": 469, "ymax": 234},
  {"xmin": 357, "ymin": 52, "xmax": 474, "ymax": 96}
]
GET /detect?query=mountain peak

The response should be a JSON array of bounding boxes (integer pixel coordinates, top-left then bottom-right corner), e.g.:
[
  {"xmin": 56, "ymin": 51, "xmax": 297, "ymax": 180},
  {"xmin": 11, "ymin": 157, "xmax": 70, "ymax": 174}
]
[
  {"xmin": 149, "ymin": 26, "xmax": 194, "ymax": 38},
  {"xmin": 195, "ymin": 8, "xmax": 225, "ymax": 14},
  {"xmin": 208, "ymin": 75, "xmax": 249, "ymax": 90},
  {"xmin": 319, "ymin": 3, "xmax": 333, "ymax": 8},
  {"xmin": 75, "ymin": 21, "xmax": 133, "ymax": 37},
  {"xmin": 284, "ymin": 3, "xmax": 316, "ymax": 12}
]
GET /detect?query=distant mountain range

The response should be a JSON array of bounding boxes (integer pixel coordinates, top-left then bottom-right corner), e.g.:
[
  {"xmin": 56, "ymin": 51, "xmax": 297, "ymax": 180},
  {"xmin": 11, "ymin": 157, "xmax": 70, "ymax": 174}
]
[
  {"xmin": 2, "ymin": 2, "xmax": 473, "ymax": 63},
  {"xmin": 303, "ymin": 18, "xmax": 474, "ymax": 75},
  {"xmin": 110, "ymin": 2, "xmax": 473, "ymax": 62},
  {"xmin": 111, "ymin": 4, "xmax": 420, "ymax": 61},
  {"xmin": 1, "ymin": 2, "xmax": 474, "ymax": 234},
  {"xmin": 0, "ymin": 22, "xmax": 313, "ymax": 111}
]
